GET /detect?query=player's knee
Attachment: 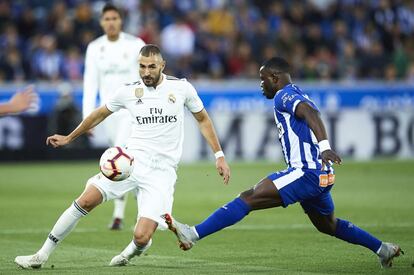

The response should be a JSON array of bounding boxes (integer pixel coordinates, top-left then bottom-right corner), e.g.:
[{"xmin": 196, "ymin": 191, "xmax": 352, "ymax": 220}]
[
  {"xmin": 133, "ymin": 231, "xmax": 152, "ymax": 246},
  {"xmin": 315, "ymin": 220, "xmax": 336, "ymax": 236},
  {"xmin": 239, "ymin": 188, "xmax": 254, "ymax": 203},
  {"xmin": 316, "ymin": 225, "xmax": 335, "ymax": 236},
  {"xmin": 76, "ymin": 198, "xmax": 98, "ymax": 212}
]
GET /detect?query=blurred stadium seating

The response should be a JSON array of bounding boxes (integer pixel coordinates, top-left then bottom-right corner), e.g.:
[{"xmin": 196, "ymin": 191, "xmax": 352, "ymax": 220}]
[
  {"xmin": 0, "ymin": 0, "xmax": 413, "ymax": 81},
  {"xmin": 0, "ymin": 0, "xmax": 413, "ymax": 161}
]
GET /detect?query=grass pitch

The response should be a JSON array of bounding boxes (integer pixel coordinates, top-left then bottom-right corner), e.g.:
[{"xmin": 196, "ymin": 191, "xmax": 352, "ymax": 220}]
[{"xmin": 1, "ymin": 160, "xmax": 413, "ymax": 274}]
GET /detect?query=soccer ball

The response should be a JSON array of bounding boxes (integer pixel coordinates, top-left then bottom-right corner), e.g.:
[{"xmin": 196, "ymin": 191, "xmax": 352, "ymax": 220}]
[{"xmin": 99, "ymin": 147, "xmax": 134, "ymax": 181}]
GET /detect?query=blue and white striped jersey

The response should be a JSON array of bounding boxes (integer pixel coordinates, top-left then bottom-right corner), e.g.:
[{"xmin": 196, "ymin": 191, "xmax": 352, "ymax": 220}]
[{"xmin": 273, "ymin": 83, "xmax": 322, "ymax": 170}]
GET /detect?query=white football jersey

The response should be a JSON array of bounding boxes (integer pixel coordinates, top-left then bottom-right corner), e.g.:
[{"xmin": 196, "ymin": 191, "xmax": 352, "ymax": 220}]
[
  {"xmin": 83, "ymin": 32, "xmax": 146, "ymax": 118},
  {"xmin": 105, "ymin": 75, "xmax": 204, "ymax": 166}
]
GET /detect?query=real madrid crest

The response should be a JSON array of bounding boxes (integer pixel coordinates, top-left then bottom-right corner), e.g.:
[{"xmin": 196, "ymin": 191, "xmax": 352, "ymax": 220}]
[
  {"xmin": 168, "ymin": 93, "xmax": 176, "ymax": 104},
  {"xmin": 135, "ymin": 88, "xmax": 144, "ymax": 98}
]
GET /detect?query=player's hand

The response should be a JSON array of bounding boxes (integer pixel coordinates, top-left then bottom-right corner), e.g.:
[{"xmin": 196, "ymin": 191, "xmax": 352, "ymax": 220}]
[
  {"xmin": 46, "ymin": 134, "xmax": 71, "ymax": 148},
  {"xmin": 216, "ymin": 157, "xmax": 230, "ymax": 185},
  {"xmin": 321, "ymin": 149, "xmax": 342, "ymax": 170},
  {"xmin": 9, "ymin": 85, "xmax": 38, "ymax": 113},
  {"xmin": 86, "ymin": 129, "xmax": 94, "ymax": 136}
]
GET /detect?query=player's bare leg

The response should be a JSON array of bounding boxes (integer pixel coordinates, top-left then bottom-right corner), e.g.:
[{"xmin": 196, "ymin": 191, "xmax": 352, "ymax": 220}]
[
  {"xmin": 306, "ymin": 211, "xmax": 403, "ymax": 268},
  {"xmin": 110, "ymin": 195, "xmax": 128, "ymax": 230},
  {"xmin": 239, "ymin": 177, "xmax": 283, "ymax": 210},
  {"xmin": 110, "ymin": 217, "xmax": 157, "ymax": 266},
  {"xmin": 15, "ymin": 184, "xmax": 103, "ymax": 269}
]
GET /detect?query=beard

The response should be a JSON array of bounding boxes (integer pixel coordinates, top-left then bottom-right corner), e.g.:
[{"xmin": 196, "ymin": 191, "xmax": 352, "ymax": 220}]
[
  {"xmin": 142, "ymin": 73, "xmax": 161, "ymax": 88},
  {"xmin": 262, "ymin": 87, "xmax": 276, "ymax": 99}
]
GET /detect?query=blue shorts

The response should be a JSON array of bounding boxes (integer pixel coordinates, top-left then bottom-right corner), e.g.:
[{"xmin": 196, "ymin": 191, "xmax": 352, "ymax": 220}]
[{"xmin": 267, "ymin": 167, "xmax": 334, "ymax": 215}]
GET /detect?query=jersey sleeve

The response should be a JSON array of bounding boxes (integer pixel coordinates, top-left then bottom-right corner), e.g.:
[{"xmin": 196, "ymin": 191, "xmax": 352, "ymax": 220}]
[
  {"xmin": 275, "ymin": 89, "xmax": 310, "ymax": 116},
  {"xmin": 105, "ymin": 86, "xmax": 125, "ymax": 113},
  {"xmin": 184, "ymin": 82, "xmax": 204, "ymax": 113},
  {"xmin": 82, "ymin": 44, "xmax": 99, "ymax": 119}
]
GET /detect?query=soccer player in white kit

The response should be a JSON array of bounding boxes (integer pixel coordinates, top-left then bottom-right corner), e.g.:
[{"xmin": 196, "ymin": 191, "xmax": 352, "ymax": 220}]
[
  {"xmin": 83, "ymin": 3, "xmax": 145, "ymax": 229},
  {"xmin": 14, "ymin": 44, "xmax": 231, "ymax": 269}
]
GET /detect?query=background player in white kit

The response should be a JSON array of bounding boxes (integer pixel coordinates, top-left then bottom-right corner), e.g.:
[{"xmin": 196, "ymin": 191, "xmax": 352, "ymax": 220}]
[
  {"xmin": 83, "ymin": 3, "xmax": 145, "ymax": 230},
  {"xmin": 14, "ymin": 44, "xmax": 231, "ymax": 269}
]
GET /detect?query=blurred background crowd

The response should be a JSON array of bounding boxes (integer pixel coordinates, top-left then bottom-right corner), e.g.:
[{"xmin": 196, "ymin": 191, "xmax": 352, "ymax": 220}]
[{"xmin": 0, "ymin": 0, "xmax": 414, "ymax": 82}]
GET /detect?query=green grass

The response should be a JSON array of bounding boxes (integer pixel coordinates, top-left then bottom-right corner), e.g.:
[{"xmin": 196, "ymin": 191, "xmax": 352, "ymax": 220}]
[{"xmin": 1, "ymin": 160, "xmax": 413, "ymax": 274}]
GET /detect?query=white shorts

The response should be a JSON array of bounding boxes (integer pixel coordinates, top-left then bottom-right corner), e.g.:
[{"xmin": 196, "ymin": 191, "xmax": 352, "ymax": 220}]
[
  {"xmin": 87, "ymin": 150, "xmax": 177, "ymax": 229},
  {"xmin": 101, "ymin": 109, "xmax": 133, "ymax": 147}
]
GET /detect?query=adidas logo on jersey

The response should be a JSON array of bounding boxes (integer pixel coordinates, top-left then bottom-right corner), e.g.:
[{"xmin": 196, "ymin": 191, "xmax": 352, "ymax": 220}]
[{"xmin": 136, "ymin": 99, "xmax": 143, "ymax": 104}]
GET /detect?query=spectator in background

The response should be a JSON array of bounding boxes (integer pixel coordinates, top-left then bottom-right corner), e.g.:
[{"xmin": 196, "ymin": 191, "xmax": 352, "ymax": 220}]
[
  {"xmin": 73, "ymin": 2, "xmax": 99, "ymax": 35},
  {"xmin": 139, "ymin": 19, "xmax": 160, "ymax": 45},
  {"xmin": 0, "ymin": 47, "xmax": 29, "ymax": 81},
  {"xmin": 337, "ymin": 40, "xmax": 358, "ymax": 81},
  {"xmin": 55, "ymin": 17, "xmax": 75, "ymax": 51},
  {"xmin": 359, "ymin": 40, "xmax": 390, "ymax": 78},
  {"xmin": 16, "ymin": 7, "xmax": 38, "ymax": 42},
  {"xmin": 47, "ymin": 83, "xmax": 88, "ymax": 148},
  {"xmin": 156, "ymin": 0, "xmax": 180, "ymax": 29},
  {"xmin": 160, "ymin": 14, "xmax": 194, "ymax": 76},
  {"xmin": 203, "ymin": 37, "xmax": 227, "ymax": 79},
  {"xmin": 0, "ymin": 24, "xmax": 23, "ymax": 52},
  {"xmin": 205, "ymin": 2, "xmax": 235, "ymax": 37},
  {"xmin": 45, "ymin": 1, "xmax": 68, "ymax": 34},
  {"xmin": 0, "ymin": 0, "xmax": 413, "ymax": 81},
  {"xmin": 0, "ymin": 0, "xmax": 11, "ymax": 31},
  {"xmin": 406, "ymin": 63, "xmax": 414, "ymax": 82},
  {"xmin": 63, "ymin": 47, "xmax": 83, "ymax": 81},
  {"xmin": 227, "ymin": 41, "xmax": 252, "ymax": 77},
  {"xmin": 31, "ymin": 35, "xmax": 64, "ymax": 81}
]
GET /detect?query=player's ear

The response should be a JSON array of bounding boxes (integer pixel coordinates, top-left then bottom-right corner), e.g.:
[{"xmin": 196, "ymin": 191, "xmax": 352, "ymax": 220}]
[
  {"xmin": 271, "ymin": 73, "xmax": 279, "ymax": 83},
  {"xmin": 161, "ymin": 60, "xmax": 166, "ymax": 71}
]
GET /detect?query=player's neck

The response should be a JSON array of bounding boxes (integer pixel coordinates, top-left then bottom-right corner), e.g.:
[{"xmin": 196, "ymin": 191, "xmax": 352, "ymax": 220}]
[
  {"xmin": 279, "ymin": 76, "xmax": 292, "ymax": 88},
  {"xmin": 154, "ymin": 74, "xmax": 164, "ymax": 88},
  {"xmin": 107, "ymin": 33, "xmax": 120, "ymax": 42}
]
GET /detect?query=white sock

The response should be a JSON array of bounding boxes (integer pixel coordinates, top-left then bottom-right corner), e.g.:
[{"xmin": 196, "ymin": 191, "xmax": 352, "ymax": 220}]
[
  {"xmin": 191, "ymin": 226, "xmax": 200, "ymax": 241},
  {"xmin": 121, "ymin": 239, "xmax": 152, "ymax": 259},
  {"xmin": 113, "ymin": 195, "xmax": 127, "ymax": 219},
  {"xmin": 376, "ymin": 242, "xmax": 383, "ymax": 255},
  {"xmin": 37, "ymin": 201, "xmax": 88, "ymax": 258}
]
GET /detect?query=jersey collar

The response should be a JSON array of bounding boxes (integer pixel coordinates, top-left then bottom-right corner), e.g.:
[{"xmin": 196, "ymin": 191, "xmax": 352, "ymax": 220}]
[{"xmin": 105, "ymin": 32, "xmax": 124, "ymax": 43}]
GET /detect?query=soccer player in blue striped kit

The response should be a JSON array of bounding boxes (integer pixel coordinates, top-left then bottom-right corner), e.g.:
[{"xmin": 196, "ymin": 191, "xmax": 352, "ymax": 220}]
[{"xmin": 163, "ymin": 57, "xmax": 403, "ymax": 268}]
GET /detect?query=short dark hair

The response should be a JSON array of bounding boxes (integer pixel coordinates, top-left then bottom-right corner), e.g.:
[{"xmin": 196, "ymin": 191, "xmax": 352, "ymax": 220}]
[
  {"xmin": 101, "ymin": 3, "xmax": 122, "ymax": 17},
  {"xmin": 262, "ymin": 57, "xmax": 291, "ymax": 74},
  {"xmin": 139, "ymin": 44, "xmax": 163, "ymax": 57}
]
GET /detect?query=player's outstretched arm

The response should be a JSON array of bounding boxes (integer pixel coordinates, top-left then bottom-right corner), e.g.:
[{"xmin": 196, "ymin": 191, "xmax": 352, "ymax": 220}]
[
  {"xmin": 295, "ymin": 102, "xmax": 342, "ymax": 167},
  {"xmin": 192, "ymin": 109, "xmax": 231, "ymax": 184},
  {"xmin": 0, "ymin": 86, "xmax": 38, "ymax": 115},
  {"xmin": 47, "ymin": 105, "xmax": 112, "ymax": 148}
]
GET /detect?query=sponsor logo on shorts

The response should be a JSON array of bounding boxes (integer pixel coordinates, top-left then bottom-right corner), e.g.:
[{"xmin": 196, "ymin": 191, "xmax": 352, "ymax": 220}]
[{"xmin": 319, "ymin": 174, "xmax": 335, "ymax": 187}]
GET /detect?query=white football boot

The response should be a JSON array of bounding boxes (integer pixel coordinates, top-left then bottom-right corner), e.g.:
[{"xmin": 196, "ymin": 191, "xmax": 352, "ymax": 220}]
[
  {"xmin": 377, "ymin": 242, "xmax": 403, "ymax": 268},
  {"xmin": 14, "ymin": 253, "xmax": 48, "ymax": 269},
  {"xmin": 161, "ymin": 214, "xmax": 198, "ymax": 251},
  {"xmin": 109, "ymin": 254, "xmax": 130, "ymax": 266},
  {"xmin": 110, "ymin": 239, "xmax": 153, "ymax": 266}
]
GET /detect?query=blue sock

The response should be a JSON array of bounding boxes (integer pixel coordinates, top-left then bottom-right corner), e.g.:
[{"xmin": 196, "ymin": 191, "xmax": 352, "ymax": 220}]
[
  {"xmin": 195, "ymin": 197, "xmax": 251, "ymax": 239},
  {"xmin": 335, "ymin": 218, "xmax": 382, "ymax": 253}
]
